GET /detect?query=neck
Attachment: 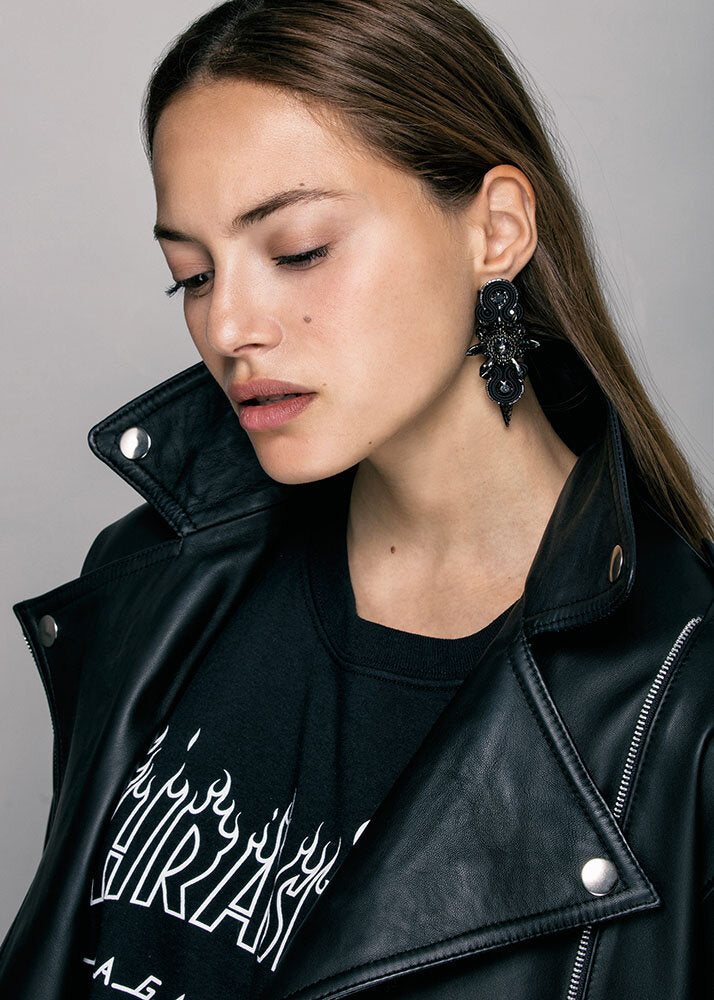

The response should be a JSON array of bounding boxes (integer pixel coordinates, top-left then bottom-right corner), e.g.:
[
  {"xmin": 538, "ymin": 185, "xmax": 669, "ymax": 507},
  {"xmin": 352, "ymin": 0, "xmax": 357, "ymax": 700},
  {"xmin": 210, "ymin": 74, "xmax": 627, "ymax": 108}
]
[{"xmin": 346, "ymin": 373, "xmax": 578, "ymax": 629}]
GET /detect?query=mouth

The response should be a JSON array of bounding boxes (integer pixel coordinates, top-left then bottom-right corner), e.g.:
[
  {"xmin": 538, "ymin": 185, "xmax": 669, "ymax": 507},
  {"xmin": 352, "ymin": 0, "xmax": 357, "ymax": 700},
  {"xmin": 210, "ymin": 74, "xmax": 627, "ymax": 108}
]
[
  {"xmin": 242, "ymin": 392, "xmax": 308, "ymax": 407},
  {"xmin": 237, "ymin": 391, "xmax": 317, "ymax": 430}
]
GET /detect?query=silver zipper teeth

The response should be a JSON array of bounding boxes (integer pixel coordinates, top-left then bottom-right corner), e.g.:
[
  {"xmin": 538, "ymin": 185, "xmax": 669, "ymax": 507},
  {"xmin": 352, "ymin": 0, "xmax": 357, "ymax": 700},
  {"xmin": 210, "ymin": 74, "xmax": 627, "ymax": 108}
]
[
  {"xmin": 612, "ymin": 616, "xmax": 701, "ymax": 820},
  {"xmin": 564, "ymin": 615, "xmax": 702, "ymax": 1000},
  {"xmin": 566, "ymin": 926, "xmax": 594, "ymax": 1000}
]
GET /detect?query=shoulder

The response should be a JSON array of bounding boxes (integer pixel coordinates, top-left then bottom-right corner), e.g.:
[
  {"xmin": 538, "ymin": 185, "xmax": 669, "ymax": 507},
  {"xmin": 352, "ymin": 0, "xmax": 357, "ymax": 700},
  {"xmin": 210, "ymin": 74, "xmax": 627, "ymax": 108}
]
[{"xmin": 80, "ymin": 502, "xmax": 178, "ymax": 576}]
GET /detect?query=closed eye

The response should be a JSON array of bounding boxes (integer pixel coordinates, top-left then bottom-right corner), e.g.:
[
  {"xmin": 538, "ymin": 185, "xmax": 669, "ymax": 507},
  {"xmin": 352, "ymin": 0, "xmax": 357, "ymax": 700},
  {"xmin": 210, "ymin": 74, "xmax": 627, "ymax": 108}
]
[{"xmin": 165, "ymin": 245, "xmax": 332, "ymax": 298}]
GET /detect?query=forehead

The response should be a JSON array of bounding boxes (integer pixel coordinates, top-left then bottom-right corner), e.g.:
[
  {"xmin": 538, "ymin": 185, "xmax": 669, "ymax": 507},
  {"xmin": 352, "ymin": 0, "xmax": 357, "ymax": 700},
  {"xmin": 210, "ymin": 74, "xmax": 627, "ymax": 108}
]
[
  {"xmin": 154, "ymin": 80, "xmax": 367, "ymax": 196},
  {"xmin": 151, "ymin": 78, "xmax": 435, "ymax": 224}
]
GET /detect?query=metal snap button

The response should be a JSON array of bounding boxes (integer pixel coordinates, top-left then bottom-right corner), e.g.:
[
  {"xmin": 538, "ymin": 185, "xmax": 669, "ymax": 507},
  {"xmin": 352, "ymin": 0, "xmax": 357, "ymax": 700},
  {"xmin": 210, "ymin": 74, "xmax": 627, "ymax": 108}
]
[
  {"xmin": 38, "ymin": 614, "xmax": 58, "ymax": 648},
  {"xmin": 581, "ymin": 857, "xmax": 618, "ymax": 896},
  {"xmin": 119, "ymin": 426, "xmax": 151, "ymax": 460},
  {"xmin": 609, "ymin": 544, "xmax": 623, "ymax": 583}
]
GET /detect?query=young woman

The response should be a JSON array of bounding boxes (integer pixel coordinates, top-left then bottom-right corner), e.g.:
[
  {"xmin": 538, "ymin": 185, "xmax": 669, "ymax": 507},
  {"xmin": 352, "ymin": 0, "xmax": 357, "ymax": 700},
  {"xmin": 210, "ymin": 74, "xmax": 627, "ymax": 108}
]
[{"xmin": 1, "ymin": 1, "xmax": 712, "ymax": 998}]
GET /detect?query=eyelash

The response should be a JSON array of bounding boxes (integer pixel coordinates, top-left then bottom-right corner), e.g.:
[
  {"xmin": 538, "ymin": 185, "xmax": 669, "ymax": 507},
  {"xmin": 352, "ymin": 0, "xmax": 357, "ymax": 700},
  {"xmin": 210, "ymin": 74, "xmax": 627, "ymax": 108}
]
[{"xmin": 164, "ymin": 244, "xmax": 332, "ymax": 298}]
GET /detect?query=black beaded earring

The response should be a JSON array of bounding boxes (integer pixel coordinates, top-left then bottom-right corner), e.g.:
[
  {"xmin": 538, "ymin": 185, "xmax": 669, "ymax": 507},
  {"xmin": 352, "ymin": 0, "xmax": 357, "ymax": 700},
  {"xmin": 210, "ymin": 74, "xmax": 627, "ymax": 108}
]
[{"xmin": 465, "ymin": 277, "xmax": 541, "ymax": 426}]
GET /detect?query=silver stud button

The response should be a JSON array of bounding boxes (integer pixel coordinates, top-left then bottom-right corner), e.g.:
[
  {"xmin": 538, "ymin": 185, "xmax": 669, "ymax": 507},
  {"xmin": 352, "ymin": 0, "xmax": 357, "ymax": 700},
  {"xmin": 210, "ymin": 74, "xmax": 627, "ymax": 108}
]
[
  {"xmin": 581, "ymin": 857, "xmax": 618, "ymax": 896},
  {"xmin": 38, "ymin": 615, "xmax": 58, "ymax": 648},
  {"xmin": 119, "ymin": 426, "xmax": 151, "ymax": 460},
  {"xmin": 609, "ymin": 544, "xmax": 624, "ymax": 583}
]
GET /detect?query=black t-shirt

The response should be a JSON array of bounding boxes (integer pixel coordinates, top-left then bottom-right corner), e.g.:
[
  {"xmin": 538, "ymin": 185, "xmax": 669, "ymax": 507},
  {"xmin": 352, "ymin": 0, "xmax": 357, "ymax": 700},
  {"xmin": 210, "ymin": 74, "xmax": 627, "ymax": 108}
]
[{"xmin": 80, "ymin": 488, "xmax": 511, "ymax": 1000}]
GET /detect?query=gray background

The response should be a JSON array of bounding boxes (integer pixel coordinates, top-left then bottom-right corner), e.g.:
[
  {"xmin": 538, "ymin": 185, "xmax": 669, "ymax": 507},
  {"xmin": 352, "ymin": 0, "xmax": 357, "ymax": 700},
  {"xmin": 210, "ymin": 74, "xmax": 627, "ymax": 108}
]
[{"xmin": 1, "ymin": 0, "xmax": 712, "ymax": 939}]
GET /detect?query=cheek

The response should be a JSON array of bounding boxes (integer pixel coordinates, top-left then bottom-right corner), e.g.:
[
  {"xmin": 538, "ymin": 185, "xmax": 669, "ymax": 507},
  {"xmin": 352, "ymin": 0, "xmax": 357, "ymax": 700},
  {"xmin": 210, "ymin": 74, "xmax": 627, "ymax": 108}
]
[
  {"xmin": 182, "ymin": 302, "xmax": 227, "ymax": 387},
  {"xmin": 332, "ymin": 251, "xmax": 464, "ymax": 397},
  {"xmin": 183, "ymin": 300, "xmax": 211, "ymax": 355}
]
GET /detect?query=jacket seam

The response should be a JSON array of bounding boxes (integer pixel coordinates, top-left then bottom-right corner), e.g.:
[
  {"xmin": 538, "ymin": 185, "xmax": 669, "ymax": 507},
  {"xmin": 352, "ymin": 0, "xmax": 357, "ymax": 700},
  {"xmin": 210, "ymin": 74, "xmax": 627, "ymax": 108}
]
[
  {"xmin": 181, "ymin": 493, "xmax": 290, "ymax": 535},
  {"xmin": 528, "ymin": 592, "xmax": 621, "ymax": 633},
  {"xmin": 89, "ymin": 440, "xmax": 196, "ymax": 534},
  {"xmin": 16, "ymin": 540, "xmax": 183, "ymax": 617},
  {"xmin": 89, "ymin": 367, "xmax": 276, "ymax": 534},
  {"xmin": 30, "ymin": 636, "xmax": 63, "ymax": 806},
  {"xmin": 526, "ymin": 409, "xmax": 633, "ymax": 633},
  {"xmin": 89, "ymin": 376, "xmax": 215, "ymax": 533},
  {"xmin": 19, "ymin": 497, "xmax": 289, "ymax": 615},
  {"xmin": 14, "ymin": 543, "xmax": 184, "ymax": 802},
  {"xmin": 89, "ymin": 362, "xmax": 206, "ymax": 434}
]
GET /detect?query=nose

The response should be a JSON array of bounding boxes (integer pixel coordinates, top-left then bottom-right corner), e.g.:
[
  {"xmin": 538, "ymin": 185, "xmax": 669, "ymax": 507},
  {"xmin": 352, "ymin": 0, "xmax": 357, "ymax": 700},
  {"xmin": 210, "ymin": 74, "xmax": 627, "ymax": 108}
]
[{"xmin": 204, "ymin": 272, "xmax": 283, "ymax": 357}]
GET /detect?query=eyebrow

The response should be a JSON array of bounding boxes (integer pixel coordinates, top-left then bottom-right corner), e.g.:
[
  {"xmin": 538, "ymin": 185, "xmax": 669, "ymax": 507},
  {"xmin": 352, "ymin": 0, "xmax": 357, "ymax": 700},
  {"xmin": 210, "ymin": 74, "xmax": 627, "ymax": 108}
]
[{"xmin": 153, "ymin": 187, "xmax": 353, "ymax": 242}]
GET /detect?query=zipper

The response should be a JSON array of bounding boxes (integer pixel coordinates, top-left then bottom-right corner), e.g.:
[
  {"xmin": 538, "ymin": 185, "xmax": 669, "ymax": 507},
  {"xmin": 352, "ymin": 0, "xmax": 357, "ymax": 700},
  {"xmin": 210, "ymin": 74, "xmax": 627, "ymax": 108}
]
[
  {"xmin": 566, "ymin": 926, "xmax": 594, "ymax": 1000},
  {"xmin": 564, "ymin": 615, "xmax": 702, "ymax": 1000},
  {"xmin": 18, "ymin": 618, "xmax": 61, "ymax": 839}
]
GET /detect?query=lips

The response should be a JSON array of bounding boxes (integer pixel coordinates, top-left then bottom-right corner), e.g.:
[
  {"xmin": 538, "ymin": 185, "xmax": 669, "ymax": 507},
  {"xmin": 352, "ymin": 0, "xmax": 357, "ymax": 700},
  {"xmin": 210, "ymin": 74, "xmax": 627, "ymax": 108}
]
[
  {"xmin": 227, "ymin": 378, "xmax": 315, "ymax": 405},
  {"xmin": 237, "ymin": 390, "xmax": 317, "ymax": 431}
]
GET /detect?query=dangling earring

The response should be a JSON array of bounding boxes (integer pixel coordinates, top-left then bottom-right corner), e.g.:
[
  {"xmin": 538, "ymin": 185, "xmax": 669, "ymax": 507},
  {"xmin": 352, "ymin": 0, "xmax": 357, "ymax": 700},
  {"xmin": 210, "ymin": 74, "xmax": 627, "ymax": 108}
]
[{"xmin": 466, "ymin": 277, "xmax": 541, "ymax": 427}]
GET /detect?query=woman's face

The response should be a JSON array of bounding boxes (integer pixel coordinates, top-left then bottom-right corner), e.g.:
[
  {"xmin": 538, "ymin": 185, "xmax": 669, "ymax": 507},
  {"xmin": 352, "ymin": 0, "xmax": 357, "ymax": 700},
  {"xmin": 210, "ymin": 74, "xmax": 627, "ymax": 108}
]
[{"xmin": 152, "ymin": 78, "xmax": 483, "ymax": 484}]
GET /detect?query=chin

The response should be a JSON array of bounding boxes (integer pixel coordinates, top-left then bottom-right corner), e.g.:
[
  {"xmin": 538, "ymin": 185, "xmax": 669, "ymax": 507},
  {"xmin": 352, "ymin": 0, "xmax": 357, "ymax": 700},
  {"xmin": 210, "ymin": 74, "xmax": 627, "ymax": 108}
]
[{"xmin": 250, "ymin": 442, "xmax": 357, "ymax": 487}]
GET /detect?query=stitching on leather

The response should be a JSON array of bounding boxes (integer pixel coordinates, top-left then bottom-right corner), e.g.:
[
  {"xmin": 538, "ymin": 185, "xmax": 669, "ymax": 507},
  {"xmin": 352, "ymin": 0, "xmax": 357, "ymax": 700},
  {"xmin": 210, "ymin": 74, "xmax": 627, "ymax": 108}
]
[
  {"xmin": 515, "ymin": 633, "xmax": 660, "ymax": 900},
  {"xmin": 17, "ymin": 496, "xmax": 288, "ymax": 617},
  {"xmin": 529, "ymin": 592, "xmax": 620, "ymax": 634},
  {"xmin": 276, "ymin": 894, "xmax": 657, "ymax": 1000},
  {"xmin": 18, "ymin": 540, "xmax": 183, "ymax": 617},
  {"xmin": 29, "ymin": 633, "xmax": 63, "ymax": 800},
  {"xmin": 93, "ymin": 375, "xmax": 281, "ymax": 533},
  {"xmin": 527, "ymin": 410, "xmax": 635, "ymax": 634},
  {"xmin": 17, "ymin": 542, "xmax": 184, "ymax": 790},
  {"xmin": 89, "ymin": 364, "xmax": 206, "ymax": 434},
  {"xmin": 606, "ymin": 408, "xmax": 632, "ymax": 560},
  {"xmin": 183, "ymin": 492, "xmax": 289, "ymax": 534},
  {"xmin": 91, "ymin": 444, "xmax": 195, "ymax": 534},
  {"xmin": 89, "ymin": 369, "xmax": 213, "ymax": 532}
]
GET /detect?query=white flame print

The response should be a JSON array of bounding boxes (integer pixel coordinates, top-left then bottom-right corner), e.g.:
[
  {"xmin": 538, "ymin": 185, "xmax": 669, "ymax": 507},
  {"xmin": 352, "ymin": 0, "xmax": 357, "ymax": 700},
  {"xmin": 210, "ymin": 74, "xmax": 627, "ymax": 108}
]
[{"xmin": 89, "ymin": 726, "xmax": 366, "ymax": 972}]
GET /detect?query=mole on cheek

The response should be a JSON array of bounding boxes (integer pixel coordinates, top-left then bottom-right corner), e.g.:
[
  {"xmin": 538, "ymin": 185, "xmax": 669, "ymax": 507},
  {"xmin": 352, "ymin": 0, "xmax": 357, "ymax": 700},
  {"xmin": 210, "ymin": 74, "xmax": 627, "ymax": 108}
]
[
  {"xmin": 390, "ymin": 545, "xmax": 396, "ymax": 554},
  {"xmin": 303, "ymin": 316, "xmax": 312, "ymax": 323}
]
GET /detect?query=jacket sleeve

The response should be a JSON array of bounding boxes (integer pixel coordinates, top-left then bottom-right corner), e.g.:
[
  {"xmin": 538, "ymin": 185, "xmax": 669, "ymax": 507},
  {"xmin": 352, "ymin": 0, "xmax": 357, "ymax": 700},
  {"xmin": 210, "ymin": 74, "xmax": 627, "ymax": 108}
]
[{"xmin": 80, "ymin": 502, "xmax": 177, "ymax": 575}]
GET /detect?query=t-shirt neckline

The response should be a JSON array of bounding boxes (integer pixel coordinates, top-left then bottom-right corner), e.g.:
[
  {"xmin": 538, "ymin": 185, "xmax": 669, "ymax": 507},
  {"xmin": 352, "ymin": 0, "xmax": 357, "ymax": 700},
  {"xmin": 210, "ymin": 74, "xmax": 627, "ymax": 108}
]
[{"xmin": 305, "ymin": 480, "xmax": 513, "ymax": 683}]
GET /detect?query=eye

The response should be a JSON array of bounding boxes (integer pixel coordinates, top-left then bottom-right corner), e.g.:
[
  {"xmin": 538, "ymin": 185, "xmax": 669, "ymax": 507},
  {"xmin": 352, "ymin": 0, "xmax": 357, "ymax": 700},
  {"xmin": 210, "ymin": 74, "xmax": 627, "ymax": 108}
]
[
  {"xmin": 273, "ymin": 245, "xmax": 332, "ymax": 269},
  {"xmin": 165, "ymin": 272, "xmax": 213, "ymax": 298},
  {"xmin": 164, "ymin": 244, "xmax": 331, "ymax": 298}
]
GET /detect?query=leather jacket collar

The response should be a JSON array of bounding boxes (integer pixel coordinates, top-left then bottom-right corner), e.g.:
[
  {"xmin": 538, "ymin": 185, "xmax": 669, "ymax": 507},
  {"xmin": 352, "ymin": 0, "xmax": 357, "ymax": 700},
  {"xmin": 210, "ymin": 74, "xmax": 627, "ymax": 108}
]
[{"xmin": 87, "ymin": 359, "xmax": 636, "ymax": 638}]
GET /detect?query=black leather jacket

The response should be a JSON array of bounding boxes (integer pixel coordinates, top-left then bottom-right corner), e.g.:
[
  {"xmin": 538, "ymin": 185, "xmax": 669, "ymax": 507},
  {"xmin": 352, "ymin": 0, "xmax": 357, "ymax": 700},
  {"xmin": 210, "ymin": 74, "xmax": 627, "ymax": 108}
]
[{"xmin": 2, "ymin": 360, "xmax": 714, "ymax": 1000}]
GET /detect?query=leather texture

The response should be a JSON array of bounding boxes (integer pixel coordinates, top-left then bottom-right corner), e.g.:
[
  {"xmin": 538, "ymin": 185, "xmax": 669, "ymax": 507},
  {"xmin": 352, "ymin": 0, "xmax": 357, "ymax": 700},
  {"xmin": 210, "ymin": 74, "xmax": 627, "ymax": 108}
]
[{"xmin": 1, "ymin": 359, "xmax": 713, "ymax": 999}]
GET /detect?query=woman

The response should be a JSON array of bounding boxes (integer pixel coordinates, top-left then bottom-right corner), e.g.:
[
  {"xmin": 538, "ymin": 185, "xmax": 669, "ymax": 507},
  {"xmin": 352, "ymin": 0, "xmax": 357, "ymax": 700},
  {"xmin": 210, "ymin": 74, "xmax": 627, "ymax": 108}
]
[{"xmin": 1, "ymin": 0, "xmax": 712, "ymax": 997}]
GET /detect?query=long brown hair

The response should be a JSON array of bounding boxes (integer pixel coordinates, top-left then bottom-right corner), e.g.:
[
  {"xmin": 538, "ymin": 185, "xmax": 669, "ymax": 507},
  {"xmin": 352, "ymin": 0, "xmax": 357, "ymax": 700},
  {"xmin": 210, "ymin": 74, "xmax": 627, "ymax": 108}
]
[{"xmin": 141, "ymin": 0, "xmax": 712, "ymax": 551}]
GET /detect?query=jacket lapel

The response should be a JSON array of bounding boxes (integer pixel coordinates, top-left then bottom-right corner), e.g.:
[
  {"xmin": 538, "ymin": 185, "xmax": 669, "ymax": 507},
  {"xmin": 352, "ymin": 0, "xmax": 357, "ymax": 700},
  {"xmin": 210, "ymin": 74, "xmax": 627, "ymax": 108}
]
[{"xmin": 260, "ymin": 618, "xmax": 658, "ymax": 1000}]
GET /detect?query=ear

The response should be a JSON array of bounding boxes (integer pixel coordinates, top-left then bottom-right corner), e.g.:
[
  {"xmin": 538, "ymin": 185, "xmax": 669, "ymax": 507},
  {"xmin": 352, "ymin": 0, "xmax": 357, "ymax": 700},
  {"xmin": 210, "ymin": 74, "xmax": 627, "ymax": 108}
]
[{"xmin": 464, "ymin": 165, "xmax": 538, "ymax": 284}]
